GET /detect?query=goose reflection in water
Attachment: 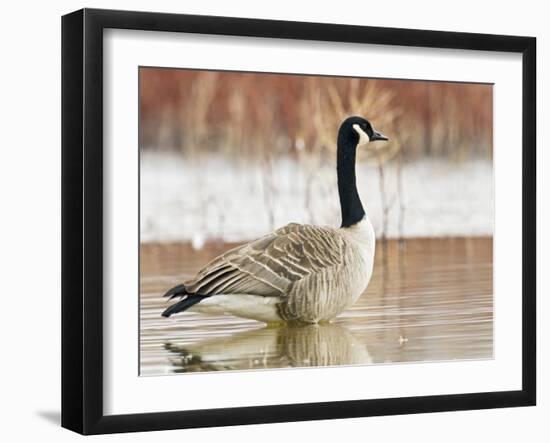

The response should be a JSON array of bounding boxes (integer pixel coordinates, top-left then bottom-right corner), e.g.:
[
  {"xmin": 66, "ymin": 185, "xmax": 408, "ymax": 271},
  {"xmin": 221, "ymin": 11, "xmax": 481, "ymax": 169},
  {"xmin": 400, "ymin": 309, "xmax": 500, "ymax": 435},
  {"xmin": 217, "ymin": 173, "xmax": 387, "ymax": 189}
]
[{"xmin": 163, "ymin": 323, "xmax": 371, "ymax": 373}]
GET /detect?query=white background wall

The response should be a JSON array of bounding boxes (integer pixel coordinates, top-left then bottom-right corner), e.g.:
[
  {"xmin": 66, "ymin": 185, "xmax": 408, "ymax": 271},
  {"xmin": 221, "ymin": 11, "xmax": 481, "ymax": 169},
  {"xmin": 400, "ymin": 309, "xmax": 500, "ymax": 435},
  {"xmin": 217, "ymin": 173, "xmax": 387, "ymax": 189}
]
[{"xmin": 0, "ymin": 1, "xmax": 545, "ymax": 441}]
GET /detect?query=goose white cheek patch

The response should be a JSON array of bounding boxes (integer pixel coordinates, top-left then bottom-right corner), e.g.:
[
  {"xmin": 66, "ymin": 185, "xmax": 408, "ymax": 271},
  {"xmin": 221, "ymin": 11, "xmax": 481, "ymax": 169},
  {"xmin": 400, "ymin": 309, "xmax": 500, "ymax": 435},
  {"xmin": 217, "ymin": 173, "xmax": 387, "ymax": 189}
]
[{"xmin": 352, "ymin": 124, "xmax": 370, "ymax": 146}]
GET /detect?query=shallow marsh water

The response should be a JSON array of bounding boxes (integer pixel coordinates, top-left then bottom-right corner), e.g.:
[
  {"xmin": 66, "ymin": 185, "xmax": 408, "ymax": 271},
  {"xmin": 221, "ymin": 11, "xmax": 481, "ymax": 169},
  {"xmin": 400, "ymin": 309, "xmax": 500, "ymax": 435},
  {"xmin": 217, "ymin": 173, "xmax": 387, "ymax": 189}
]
[{"xmin": 140, "ymin": 237, "xmax": 493, "ymax": 375}]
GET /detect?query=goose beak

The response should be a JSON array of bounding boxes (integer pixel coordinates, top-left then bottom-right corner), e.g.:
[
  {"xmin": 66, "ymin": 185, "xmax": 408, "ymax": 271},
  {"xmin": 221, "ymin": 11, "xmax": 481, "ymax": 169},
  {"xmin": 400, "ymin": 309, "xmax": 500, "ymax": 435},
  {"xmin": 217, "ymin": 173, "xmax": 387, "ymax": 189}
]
[{"xmin": 370, "ymin": 130, "xmax": 389, "ymax": 142}]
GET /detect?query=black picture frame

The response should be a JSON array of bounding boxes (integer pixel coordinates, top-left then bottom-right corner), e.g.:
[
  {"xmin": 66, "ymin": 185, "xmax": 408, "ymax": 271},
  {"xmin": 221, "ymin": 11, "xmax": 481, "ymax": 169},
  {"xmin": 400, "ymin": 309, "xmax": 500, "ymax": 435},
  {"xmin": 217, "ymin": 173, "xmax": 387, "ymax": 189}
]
[{"xmin": 61, "ymin": 8, "xmax": 536, "ymax": 435}]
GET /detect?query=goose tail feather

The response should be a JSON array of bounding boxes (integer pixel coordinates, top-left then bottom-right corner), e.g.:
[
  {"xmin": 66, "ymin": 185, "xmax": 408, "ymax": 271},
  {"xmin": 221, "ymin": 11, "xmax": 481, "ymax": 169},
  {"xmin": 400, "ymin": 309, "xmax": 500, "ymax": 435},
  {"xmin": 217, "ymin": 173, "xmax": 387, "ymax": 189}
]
[
  {"xmin": 163, "ymin": 283, "xmax": 188, "ymax": 300},
  {"xmin": 162, "ymin": 283, "xmax": 210, "ymax": 317},
  {"xmin": 162, "ymin": 295, "xmax": 209, "ymax": 317}
]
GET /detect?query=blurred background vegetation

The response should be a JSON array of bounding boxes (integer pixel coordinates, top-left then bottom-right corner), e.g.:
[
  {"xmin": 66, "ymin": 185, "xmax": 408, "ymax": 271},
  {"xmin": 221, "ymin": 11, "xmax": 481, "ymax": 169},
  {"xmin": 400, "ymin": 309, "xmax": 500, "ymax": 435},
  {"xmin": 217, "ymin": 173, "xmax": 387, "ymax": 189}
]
[
  {"xmin": 140, "ymin": 68, "xmax": 492, "ymax": 163},
  {"xmin": 139, "ymin": 68, "xmax": 493, "ymax": 244}
]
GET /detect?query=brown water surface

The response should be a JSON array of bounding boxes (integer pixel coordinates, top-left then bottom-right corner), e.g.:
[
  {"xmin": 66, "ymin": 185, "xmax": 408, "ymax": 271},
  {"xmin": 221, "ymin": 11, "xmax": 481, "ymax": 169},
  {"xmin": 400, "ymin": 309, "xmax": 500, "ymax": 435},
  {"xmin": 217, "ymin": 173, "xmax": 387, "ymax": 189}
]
[{"xmin": 140, "ymin": 238, "xmax": 493, "ymax": 375}]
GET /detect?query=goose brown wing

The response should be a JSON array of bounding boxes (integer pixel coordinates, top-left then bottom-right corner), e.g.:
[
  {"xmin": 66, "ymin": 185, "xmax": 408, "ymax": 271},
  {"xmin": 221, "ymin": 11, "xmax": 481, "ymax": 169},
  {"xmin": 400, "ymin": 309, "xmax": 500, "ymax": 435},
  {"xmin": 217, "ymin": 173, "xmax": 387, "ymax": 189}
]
[{"xmin": 184, "ymin": 223, "xmax": 346, "ymax": 298}]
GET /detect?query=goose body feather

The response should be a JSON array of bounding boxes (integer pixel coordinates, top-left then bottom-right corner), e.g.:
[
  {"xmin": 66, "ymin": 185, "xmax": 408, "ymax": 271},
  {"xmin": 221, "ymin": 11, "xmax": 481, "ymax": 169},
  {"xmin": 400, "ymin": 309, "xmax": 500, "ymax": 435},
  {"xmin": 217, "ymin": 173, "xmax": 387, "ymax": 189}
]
[{"xmin": 169, "ymin": 218, "xmax": 375, "ymax": 323}]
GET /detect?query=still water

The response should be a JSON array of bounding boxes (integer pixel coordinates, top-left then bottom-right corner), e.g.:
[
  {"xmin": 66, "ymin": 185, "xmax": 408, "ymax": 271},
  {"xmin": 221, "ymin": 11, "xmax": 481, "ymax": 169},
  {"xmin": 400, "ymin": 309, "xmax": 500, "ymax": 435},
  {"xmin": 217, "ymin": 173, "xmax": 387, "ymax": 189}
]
[{"xmin": 140, "ymin": 238, "xmax": 493, "ymax": 375}]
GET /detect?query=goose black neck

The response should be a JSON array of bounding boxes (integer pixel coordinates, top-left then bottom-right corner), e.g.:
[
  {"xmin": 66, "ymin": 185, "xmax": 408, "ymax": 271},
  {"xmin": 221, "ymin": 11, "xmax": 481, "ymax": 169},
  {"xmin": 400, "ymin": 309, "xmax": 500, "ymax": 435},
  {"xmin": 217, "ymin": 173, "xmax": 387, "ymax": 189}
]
[{"xmin": 337, "ymin": 130, "xmax": 365, "ymax": 228}]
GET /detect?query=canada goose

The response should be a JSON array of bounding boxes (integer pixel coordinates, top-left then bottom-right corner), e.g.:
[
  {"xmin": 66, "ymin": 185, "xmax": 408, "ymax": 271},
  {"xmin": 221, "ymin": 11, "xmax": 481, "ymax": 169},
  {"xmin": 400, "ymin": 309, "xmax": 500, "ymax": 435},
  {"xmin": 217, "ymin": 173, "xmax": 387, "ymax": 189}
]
[{"xmin": 162, "ymin": 116, "xmax": 388, "ymax": 323}]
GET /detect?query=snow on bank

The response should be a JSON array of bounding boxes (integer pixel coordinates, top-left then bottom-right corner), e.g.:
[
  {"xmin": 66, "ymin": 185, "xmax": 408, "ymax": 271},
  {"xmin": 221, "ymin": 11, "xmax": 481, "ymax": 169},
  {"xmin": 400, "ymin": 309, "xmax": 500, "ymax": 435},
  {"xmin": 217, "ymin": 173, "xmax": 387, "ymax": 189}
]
[{"xmin": 140, "ymin": 152, "xmax": 493, "ymax": 244}]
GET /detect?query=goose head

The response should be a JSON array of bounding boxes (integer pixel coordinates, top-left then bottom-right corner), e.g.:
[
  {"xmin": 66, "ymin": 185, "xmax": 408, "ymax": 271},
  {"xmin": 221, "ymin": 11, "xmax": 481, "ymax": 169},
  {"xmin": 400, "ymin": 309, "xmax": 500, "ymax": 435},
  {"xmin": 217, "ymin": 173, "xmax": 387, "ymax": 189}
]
[{"xmin": 338, "ymin": 116, "xmax": 389, "ymax": 149}]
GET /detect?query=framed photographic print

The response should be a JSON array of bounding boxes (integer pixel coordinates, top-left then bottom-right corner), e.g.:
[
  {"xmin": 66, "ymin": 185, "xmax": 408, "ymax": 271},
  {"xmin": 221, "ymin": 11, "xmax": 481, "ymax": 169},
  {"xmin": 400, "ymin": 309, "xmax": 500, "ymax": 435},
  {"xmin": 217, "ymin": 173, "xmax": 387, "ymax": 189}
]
[{"xmin": 61, "ymin": 8, "xmax": 536, "ymax": 435}]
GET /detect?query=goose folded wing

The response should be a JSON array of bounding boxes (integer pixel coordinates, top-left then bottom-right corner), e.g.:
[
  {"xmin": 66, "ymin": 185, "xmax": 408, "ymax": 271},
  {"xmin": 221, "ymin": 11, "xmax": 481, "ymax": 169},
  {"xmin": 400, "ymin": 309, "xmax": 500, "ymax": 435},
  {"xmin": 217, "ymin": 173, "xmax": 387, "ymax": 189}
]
[{"xmin": 184, "ymin": 223, "xmax": 346, "ymax": 298}]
